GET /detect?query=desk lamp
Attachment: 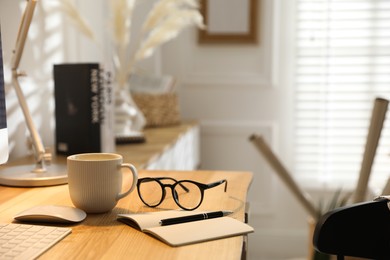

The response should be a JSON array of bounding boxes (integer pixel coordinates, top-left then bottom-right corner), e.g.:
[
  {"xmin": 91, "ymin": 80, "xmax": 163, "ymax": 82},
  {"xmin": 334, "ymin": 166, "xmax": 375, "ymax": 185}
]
[{"xmin": 0, "ymin": 0, "xmax": 67, "ymax": 187}]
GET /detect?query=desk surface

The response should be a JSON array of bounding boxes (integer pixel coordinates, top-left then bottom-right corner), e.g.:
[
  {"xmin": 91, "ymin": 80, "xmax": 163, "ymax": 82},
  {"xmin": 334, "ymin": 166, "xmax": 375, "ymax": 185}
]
[{"xmin": 0, "ymin": 170, "xmax": 252, "ymax": 259}]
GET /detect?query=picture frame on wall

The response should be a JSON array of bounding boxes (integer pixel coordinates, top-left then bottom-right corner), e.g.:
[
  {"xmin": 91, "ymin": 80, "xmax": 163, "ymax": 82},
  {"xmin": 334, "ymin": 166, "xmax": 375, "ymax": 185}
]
[{"xmin": 198, "ymin": 0, "xmax": 258, "ymax": 44}]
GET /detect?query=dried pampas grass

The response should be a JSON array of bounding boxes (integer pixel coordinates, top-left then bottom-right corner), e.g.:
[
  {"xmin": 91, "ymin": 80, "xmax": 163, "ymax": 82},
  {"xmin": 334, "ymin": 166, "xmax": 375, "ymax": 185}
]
[
  {"xmin": 109, "ymin": 0, "xmax": 137, "ymax": 88},
  {"xmin": 129, "ymin": 0, "xmax": 205, "ymax": 75},
  {"xmin": 141, "ymin": 0, "xmax": 200, "ymax": 33},
  {"xmin": 135, "ymin": 9, "xmax": 204, "ymax": 62},
  {"xmin": 60, "ymin": 0, "xmax": 205, "ymax": 90},
  {"xmin": 58, "ymin": 0, "xmax": 95, "ymax": 42},
  {"xmin": 110, "ymin": 0, "xmax": 135, "ymax": 46}
]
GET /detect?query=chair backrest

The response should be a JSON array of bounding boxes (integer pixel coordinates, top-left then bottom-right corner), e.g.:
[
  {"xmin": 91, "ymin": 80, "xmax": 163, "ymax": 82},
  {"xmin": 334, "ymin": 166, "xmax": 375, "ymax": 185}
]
[{"xmin": 313, "ymin": 198, "xmax": 390, "ymax": 259}]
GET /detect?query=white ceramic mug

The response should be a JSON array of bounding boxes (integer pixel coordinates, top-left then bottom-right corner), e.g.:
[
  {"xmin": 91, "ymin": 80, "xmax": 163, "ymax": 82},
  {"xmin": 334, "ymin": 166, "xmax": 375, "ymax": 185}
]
[{"xmin": 67, "ymin": 153, "xmax": 138, "ymax": 213}]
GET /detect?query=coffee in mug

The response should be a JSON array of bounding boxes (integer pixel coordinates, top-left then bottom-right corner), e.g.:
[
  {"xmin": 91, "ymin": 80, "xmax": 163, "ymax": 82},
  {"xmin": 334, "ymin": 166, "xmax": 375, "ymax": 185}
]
[{"xmin": 67, "ymin": 153, "xmax": 138, "ymax": 213}]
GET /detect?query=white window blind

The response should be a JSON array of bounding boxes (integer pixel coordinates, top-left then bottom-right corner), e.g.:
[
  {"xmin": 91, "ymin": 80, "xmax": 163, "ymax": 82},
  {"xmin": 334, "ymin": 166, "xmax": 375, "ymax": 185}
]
[{"xmin": 295, "ymin": 0, "xmax": 390, "ymax": 186}]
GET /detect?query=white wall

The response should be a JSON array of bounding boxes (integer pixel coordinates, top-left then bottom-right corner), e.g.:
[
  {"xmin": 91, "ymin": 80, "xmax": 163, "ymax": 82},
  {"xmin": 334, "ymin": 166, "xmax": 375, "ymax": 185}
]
[{"xmin": 1, "ymin": 0, "xmax": 313, "ymax": 259}]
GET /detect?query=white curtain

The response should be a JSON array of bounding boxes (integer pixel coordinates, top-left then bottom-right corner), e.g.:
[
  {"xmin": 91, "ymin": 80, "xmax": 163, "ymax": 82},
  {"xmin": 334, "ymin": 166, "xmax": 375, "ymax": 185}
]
[{"xmin": 294, "ymin": 0, "xmax": 390, "ymax": 186}]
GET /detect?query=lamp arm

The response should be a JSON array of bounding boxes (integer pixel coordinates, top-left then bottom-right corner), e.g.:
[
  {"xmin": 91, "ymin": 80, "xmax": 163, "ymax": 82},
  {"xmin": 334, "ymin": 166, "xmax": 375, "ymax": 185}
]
[
  {"xmin": 12, "ymin": 0, "xmax": 36, "ymax": 69},
  {"xmin": 11, "ymin": 0, "xmax": 51, "ymax": 172},
  {"xmin": 12, "ymin": 70, "xmax": 50, "ymax": 165}
]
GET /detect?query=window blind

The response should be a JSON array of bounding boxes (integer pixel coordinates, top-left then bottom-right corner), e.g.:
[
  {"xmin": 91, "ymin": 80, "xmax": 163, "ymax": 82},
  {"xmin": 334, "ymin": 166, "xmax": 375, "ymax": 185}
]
[{"xmin": 294, "ymin": 0, "xmax": 390, "ymax": 186}]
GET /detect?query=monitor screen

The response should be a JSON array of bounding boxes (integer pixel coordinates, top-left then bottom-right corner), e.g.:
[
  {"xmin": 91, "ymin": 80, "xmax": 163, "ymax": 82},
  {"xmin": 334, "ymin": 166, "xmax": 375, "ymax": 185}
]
[{"xmin": 0, "ymin": 26, "xmax": 9, "ymax": 164}]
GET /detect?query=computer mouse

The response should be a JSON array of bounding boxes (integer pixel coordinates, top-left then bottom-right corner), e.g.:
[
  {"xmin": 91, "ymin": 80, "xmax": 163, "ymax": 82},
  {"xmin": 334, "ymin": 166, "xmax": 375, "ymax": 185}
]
[{"xmin": 14, "ymin": 205, "xmax": 87, "ymax": 224}]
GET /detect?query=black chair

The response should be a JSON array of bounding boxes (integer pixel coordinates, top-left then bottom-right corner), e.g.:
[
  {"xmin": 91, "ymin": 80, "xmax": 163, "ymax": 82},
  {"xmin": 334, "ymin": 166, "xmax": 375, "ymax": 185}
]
[{"xmin": 313, "ymin": 197, "xmax": 390, "ymax": 260}]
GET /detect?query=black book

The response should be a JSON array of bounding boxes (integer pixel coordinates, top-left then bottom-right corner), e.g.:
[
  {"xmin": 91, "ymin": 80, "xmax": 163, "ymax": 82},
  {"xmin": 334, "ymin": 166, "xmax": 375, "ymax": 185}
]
[{"xmin": 53, "ymin": 63, "xmax": 114, "ymax": 155}]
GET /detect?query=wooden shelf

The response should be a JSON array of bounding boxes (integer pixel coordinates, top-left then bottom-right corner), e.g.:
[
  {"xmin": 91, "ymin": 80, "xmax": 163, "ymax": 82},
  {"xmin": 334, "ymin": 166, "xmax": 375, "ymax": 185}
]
[
  {"xmin": 116, "ymin": 121, "xmax": 200, "ymax": 169},
  {"xmin": 4, "ymin": 121, "xmax": 200, "ymax": 172}
]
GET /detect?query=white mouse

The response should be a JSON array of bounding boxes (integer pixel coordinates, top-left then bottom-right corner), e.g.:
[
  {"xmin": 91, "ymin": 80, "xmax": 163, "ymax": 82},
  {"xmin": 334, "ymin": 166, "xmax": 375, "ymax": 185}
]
[{"xmin": 14, "ymin": 205, "xmax": 87, "ymax": 224}]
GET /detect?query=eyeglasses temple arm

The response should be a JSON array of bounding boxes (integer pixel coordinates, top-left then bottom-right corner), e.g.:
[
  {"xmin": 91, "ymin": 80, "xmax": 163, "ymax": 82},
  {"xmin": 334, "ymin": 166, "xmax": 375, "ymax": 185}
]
[{"xmin": 207, "ymin": 179, "xmax": 228, "ymax": 192}]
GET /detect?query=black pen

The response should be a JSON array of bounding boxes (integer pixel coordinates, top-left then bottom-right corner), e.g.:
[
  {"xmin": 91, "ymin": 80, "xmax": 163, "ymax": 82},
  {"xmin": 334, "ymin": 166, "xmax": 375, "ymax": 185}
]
[{"xmin": 159, "ymin": 210, "xmax": 233, "ymax": 226}]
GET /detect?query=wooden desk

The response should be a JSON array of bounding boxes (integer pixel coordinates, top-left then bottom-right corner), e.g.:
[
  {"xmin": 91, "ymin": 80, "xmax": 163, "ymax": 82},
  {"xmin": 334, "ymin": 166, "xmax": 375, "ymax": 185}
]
[{"xmin": 0, "ymin": 170, "xmax": 252, "ymax": 259}]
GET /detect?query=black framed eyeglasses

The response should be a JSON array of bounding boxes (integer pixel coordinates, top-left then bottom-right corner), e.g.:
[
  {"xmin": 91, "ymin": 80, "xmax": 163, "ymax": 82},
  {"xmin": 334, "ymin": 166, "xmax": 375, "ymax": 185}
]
[{"xmin": 137, "ymin": 177, "xmax": 228, "ymax": 210}]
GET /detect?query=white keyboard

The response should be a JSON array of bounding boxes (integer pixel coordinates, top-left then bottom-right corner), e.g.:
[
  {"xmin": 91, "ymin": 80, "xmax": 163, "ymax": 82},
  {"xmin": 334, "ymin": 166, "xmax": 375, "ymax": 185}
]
[{"xmin": 0, "ymin": 223, "xmax": 71, "ymax": 260}]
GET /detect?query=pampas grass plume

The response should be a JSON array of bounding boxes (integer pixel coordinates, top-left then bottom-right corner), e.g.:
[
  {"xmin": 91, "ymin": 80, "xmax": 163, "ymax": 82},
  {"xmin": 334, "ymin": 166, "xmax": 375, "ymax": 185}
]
[
  {"xmin": 142, "ymin": 0, "xmax": 201, "ymax": 33},
  {"xmin": 59, "ymin": 0, "xmax": 95, "ymax": 41},
  {"xmin": 135, "ymin": 9, "xmax": 204, "ymax": 62},
  {"xmin": 60, "ymin": 0, "xmax": 205, "ymax": 89},
  {"xmin": 110, "ymin": 0, "xmax": 136, "ymax": 46}
]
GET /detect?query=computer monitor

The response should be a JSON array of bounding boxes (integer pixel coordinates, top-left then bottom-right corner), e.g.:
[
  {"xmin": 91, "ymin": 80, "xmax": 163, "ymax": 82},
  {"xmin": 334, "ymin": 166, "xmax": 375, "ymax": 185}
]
[{"xmin": 0, "ymin": 27, "xmax": 9, "ymax": 164}]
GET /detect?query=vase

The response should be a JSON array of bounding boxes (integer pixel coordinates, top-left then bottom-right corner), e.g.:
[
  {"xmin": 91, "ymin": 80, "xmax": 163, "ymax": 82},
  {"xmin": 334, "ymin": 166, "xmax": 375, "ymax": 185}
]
[{"xmin": 114, "ymin": 86, "xmax": 146, "ymax": 138}]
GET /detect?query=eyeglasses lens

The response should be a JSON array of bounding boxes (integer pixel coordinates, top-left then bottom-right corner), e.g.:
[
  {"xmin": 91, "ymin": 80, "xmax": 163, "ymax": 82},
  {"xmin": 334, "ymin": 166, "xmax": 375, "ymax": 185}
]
[
  {"xmin": 139, "ymin": 179, "xmax": 163, "ymax": 207},
  {"xmin": 174, "ymin": 181, "xmax": 202, "ymax": 210}
]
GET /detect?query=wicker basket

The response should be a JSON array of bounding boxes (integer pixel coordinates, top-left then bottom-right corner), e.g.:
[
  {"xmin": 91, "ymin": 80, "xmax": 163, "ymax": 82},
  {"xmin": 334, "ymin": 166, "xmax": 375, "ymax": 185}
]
[{"xmin": 132, "ymin": 92, "xmax": 181, "ymax": 128}]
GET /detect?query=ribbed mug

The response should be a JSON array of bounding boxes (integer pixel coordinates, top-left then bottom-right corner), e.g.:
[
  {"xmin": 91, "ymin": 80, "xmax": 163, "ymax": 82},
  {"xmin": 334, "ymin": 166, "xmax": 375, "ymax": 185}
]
[{"xmin": 67, "ymin": 153, "xmax": 138, "ymax": 213}]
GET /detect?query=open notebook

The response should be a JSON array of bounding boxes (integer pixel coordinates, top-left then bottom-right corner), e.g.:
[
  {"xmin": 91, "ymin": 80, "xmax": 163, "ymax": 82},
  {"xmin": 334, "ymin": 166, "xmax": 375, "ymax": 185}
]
[{"xmin": 117, "ymin": 210, "xmax": 254, "ymax": 246}]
